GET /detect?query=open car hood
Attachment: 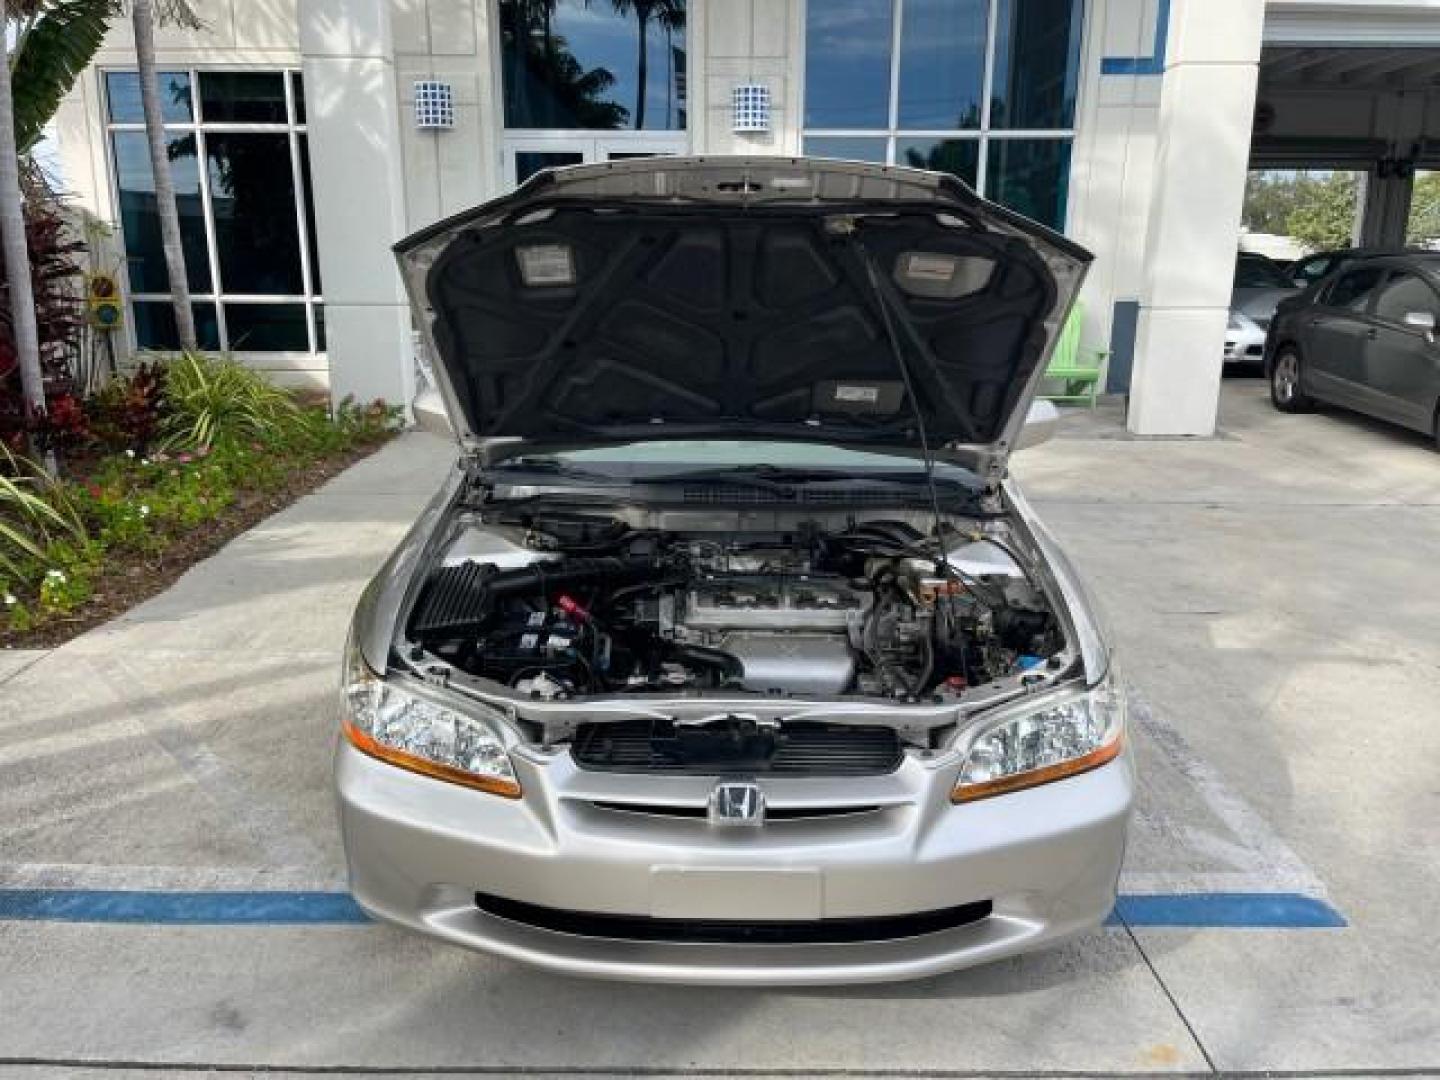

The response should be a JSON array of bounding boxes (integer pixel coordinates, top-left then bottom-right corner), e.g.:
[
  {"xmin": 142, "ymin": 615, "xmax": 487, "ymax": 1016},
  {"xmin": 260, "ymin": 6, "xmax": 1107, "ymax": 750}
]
[{"xmin": 395, "ymin": 157, "xmax": 1091, "ymax": 481}]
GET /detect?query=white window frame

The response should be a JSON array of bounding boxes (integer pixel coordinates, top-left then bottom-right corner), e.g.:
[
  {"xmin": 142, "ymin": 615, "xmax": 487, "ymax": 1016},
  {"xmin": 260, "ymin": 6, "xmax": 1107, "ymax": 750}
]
[
  {"xmin": 101, "ymin": 66, "xmax": 324, "ymax": 358},
  {"xmin": 501, "ymin": 131, "xmax": 690, "ymax": 188},
  {"xmin": 801, "ymin": 0, "xmax": 1078, "ymax": 222}
]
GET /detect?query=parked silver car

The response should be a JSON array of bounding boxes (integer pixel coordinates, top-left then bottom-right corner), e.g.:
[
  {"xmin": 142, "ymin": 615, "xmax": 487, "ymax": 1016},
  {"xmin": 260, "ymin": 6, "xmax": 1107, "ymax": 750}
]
[
  {"xmin": 336, "ymin": 158, "xmax": 1132, "ymax": 985},
  {"xmin": 1226, "ymin": 253, "xmax": 1299, "ymax": 366}
]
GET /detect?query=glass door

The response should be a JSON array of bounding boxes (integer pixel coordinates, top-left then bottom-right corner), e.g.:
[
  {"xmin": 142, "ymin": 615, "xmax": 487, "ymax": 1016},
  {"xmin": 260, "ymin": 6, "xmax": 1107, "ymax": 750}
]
[{"xmin": 503, "ymin": 133, "xmax": 687, "ymax": 188}]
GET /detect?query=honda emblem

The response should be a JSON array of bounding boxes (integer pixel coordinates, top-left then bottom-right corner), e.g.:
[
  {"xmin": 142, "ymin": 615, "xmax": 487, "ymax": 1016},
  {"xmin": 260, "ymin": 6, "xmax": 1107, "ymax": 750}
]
[{"xmin": 708, "ymin": 779, "xmax": 765, "ymax": 827}]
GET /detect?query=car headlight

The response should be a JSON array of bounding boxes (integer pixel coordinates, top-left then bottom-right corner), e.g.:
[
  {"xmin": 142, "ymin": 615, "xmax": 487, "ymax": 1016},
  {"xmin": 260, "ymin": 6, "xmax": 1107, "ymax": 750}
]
[
  {"xmin": 340, "ymin": 643, "xmax": 521, "ymax": 797},
  {"xmin": 952, "ymin": 681, "xmax": 1125, "ymax": 803}
]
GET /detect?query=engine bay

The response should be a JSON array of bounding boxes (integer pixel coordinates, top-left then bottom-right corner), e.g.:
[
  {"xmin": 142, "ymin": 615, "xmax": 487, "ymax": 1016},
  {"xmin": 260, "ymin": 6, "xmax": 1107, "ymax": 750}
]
[{"xmin": 406, "ymin": 513, "xmax": 1064, "ymax": 702}]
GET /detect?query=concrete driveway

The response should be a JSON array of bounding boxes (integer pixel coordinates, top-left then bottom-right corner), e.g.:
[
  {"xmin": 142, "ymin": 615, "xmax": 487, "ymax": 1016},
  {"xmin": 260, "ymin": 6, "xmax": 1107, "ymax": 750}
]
[{"xmin": 2, "ymin": 382, "xmax": 1438, "ymax": 1078}]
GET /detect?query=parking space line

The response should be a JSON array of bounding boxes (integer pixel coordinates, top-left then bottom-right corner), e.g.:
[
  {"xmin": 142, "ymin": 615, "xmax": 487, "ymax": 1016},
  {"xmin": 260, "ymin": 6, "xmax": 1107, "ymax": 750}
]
[
  {"xmin": 0, "ymin": 889, "xmax": 369, "ymax": 924},
  {"xmin": 1111, "ymin": 892, "xmax": 1346, "ymax": 928},
  {"xmin": 0, "ymin": 887, "xmax": 1344, "ymax": 928}
]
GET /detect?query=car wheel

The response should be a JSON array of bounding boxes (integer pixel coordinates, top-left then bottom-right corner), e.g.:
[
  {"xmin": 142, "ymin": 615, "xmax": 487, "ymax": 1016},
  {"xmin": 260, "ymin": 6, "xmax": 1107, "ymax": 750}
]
[{"xmin": 1270, "ymin": 347, "xmax": 1310, "ymax": 413}]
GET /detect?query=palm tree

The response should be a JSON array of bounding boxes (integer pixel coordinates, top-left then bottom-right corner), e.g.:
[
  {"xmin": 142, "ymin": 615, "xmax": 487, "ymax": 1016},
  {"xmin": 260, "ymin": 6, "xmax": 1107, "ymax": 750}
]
[
  {"xmin": 605, "ymin": 0, "xmax": 683, "ymax": 131},
  {"xmin": 0, "ymin": 0, "xmax": 46, "ymax": 428},
  {"xmin": 132, "ymin": 0, "xmax": 199, "ymax": 350}
]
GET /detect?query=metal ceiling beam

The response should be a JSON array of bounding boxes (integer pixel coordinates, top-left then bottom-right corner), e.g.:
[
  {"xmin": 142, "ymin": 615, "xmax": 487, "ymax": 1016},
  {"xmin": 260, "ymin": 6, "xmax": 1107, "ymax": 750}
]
[{"xmin": 1260, "ymin": 47, "xmax": 1330, "ymax": 81}]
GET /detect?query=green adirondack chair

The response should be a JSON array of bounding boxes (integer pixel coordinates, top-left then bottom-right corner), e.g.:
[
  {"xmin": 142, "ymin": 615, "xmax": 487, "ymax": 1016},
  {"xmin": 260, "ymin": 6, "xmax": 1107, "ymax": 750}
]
[{"xmin": 1042, "ymin": 303, "xmax": 1107, "ymax": 408}]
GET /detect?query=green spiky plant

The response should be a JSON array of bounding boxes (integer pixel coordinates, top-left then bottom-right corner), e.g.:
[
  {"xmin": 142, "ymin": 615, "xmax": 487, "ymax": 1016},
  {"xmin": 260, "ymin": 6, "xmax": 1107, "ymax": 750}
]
[
  {"xmin": 159, "ymin": 352, "xmax": 302, "ymax": 451},
  {"xmin": 0, "ymin": 442, "xmax": 82, "ymax": 579}
]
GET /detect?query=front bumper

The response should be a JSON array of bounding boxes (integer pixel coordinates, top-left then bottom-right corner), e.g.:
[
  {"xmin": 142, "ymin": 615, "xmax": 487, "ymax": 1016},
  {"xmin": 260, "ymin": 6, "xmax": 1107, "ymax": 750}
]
[
  {"xmin": 336, "ymin": 736, "xmax": 1134, "ymax": 985},
  {"xmin": 1224, "ymin": 321, "xmax": 1268, "ymax": 364}
]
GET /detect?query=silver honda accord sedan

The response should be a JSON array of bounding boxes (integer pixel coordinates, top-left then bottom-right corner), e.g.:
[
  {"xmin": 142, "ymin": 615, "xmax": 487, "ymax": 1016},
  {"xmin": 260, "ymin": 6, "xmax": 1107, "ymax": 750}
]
[{"xmin": 335, "ymin": 157, "xmax": 1132, "ymax": 985}]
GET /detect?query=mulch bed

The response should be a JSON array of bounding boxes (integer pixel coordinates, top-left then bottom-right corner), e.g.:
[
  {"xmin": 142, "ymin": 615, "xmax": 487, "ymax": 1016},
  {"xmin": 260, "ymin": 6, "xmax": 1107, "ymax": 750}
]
[{"xmin": 1, "ymin": 439, "xmax": 390, "ymax": 651}]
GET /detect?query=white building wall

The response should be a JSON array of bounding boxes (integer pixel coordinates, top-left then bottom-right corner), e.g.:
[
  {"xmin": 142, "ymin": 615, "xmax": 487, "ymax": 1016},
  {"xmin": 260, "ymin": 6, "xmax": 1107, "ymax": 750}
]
[
  {"xmin": 50, "ymin": 0, "xmax": 1199, "ymax": 414},
  {"xmin": 691, "ymin": 0, "xmax": 805, "ymax": 157},
  {"xmin": 67, "ymin": 0, "xmax": 1420, "ymax": 427},
  {"xmin": 1065, "ymin": 0, "xmax": 1164, "ymax": 376},
  {"xmin": 391, "ymin": 0, "xmax": 502, "ymax": 229},
  {"xmin": 300, "ymin": 0, "xmax": 415, "ymax": 408},
  {"xmin": 1128, "ymin": 0, "xmax": 1266, "ymax": 435}
]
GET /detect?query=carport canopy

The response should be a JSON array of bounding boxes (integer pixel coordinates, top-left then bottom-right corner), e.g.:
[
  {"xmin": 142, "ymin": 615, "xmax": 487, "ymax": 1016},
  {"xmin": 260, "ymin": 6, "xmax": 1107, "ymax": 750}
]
[{"xmin": 1252, "ymin": 40, "xmax": 1440, "ymax": 246}]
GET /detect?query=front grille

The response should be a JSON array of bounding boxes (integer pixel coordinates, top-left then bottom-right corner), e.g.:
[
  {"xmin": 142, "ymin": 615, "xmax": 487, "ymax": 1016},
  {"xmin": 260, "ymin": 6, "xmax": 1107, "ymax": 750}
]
[
  {"xmin": 589, "ymin": 800, "xmax": 883, "ymax": 820},
  {"xmin": 571, "ymin": 719, "xmax": 903, "ymax": 776},
  {"xmin": 475, "ymin": 892, "xmax": 993, "ymax": 945}
]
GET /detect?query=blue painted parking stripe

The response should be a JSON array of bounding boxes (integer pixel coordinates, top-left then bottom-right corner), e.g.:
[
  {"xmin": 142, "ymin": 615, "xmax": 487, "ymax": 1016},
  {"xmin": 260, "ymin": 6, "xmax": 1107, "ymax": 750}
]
[
  {"xmin": 0, "ymin": 889, "xmax": 1344, "ymax": 928},
  {"xmin": 1111, "ymin": 892, "xmax": 1347, "ymax": 928},
  {"xmin": 0, "ymin": 889, "xmax": 370, "ymax": 925}
]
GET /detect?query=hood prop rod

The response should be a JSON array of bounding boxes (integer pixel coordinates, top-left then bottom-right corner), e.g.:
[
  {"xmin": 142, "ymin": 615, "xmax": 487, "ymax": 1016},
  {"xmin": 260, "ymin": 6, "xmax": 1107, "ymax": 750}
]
[{"xmin": 851, "ymin": 236, "xmax": 951, "ymax": 576}]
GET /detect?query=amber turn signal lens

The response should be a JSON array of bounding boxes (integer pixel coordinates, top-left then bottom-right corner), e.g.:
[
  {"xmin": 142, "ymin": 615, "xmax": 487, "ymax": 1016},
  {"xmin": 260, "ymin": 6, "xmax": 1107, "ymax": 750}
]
[
  {"xmin": 952, "ymin": 732, "xmax": 1122, "ymax": 803},
  {"xmin": 342, "ymin": 716, "xmax": 522, "ymax": 798}
]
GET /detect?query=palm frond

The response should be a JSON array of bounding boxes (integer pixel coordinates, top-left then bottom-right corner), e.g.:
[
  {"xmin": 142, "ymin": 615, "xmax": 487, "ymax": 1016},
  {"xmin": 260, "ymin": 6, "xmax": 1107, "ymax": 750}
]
[{"xmin": 11, "ymin": 0, "xmax": 120, "ymax": 154}]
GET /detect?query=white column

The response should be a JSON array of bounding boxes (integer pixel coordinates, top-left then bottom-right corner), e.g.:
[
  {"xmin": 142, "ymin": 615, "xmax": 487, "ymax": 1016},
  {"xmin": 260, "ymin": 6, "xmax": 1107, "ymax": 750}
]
[
  {"xmin": 299, "ymin": 0, "xmax": 415, "ymax": 409},
  {"xmin": 1127, "ymin": 0, "xmax": 1265, "ymax": 436}
]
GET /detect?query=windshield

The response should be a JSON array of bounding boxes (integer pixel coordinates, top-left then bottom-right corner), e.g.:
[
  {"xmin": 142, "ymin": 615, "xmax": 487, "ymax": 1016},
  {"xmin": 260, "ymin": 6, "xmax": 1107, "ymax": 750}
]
[
  {"xmin": 1234, "ymin": 255, "xmax": 1292, "ymax": 289},
  {"xmin": 498, "ymin": 441, "xmax": 980, "ymax": 484}
]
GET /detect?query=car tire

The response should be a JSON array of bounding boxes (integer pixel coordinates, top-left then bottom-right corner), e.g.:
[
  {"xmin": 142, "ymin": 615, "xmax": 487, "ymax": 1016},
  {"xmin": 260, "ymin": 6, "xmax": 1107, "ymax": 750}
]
[{"xmin": 1270, "ymin": 346, "xmax": 1311, "ymax": 413}]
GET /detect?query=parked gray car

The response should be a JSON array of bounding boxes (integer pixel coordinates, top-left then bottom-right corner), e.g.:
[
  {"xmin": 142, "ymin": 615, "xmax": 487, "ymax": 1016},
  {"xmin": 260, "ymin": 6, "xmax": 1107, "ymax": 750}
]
[
  {"xmin": 1267, "ymin": 252, "xmax": 1440, "ymax": 448},
  {"xmin": 335, "ymin": 158, "xmax": 1132, "ymax": 985}
]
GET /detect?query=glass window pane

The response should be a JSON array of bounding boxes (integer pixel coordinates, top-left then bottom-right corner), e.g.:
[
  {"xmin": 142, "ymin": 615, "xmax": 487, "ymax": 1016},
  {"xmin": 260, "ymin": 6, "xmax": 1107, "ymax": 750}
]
[
  {"xmin": 291, "ymin": 71, "xmax": 306, "ymax": 124},
  {"xmin": 897, "ymin": 0, "xmax": 987, "ymax": 129},
  {"xmin": 224, "ymin": 303, "xmax": 309, "ymax": 351},
  {"xmin": 206, "ymin": 132, "xmax": 304, "ymax": 295},
  {"xmin": 297, "ymin": 134, "xmax": 321, "ymax": 294},
  {"xmin": 314, "ymin": 305, "xmax": 326, "ymax": 352},
  {"xmin": 112, "ymin": 131, "xmax": 212, "ymax": 293},
  {"xmin": 106, "ymin": 71, "xmax": 193, "ymax": 124},
  {"xmin": 896, "ymin": 137, "xmax": 979, "ymax": 187},
  {"xmin": 991, "ymin": 0, "xmax": 1083, "ymax": 129},
  {"xmin": 1326, "ymin": 266, "xmax": 1384, "ymax": 311},
  {"xmin": 803, "ymin": 136, "xmax": 888, "ymax": 163},
  {"xmin": 804, "ymin": 0, "xmax": 893, "ymax": 129},
  {"xmin": 199, "ymin": 71, "xmax": 287, "ymax": 123},
  {"xmin": 1373, "ymin": 272, "xmax": 1439, "ymax": 324},
  {"xmin": 500, "ymin": 0, "xmax": 687, "ymax": 131},
  {"xmin": 132, "ymin": 301, "xmax": 220, "ymax": 351},
  {"xmin": 987, "ymin": 138, "xmax": 1071, "ymax": 229},
  {"xmin": 515, "ymin": 151, "xmax": 584, "ymax": 185}
]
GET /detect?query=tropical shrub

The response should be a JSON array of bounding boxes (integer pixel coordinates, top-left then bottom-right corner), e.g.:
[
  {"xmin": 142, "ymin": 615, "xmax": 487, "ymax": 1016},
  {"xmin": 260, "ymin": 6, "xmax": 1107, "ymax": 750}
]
[
  {"xmin": 159, "ymin": 352, "xmax": 303, "ymax": 450},
  {"xmin": 0, "ymin": 178, "xmax": 87, "ymax": 450},
  {"xmin": 0, "ymin": 443, "xmax": 84, "ymax": 580},
  {"xmin": 86, "ymin": 362, "xmax": 166, "ymax": 451}
]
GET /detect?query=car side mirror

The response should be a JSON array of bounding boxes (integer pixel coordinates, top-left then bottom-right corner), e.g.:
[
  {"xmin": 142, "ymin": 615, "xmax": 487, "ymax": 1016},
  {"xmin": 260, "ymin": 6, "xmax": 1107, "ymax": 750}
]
[
  {"xmin": 1402, "ymin": 310, "xmax": 1436, "ymax": 335},
  {"xmin": 412, "ymin": 386, "xmax": 455, "ymax": 439},
  {"xmin": 1016, "ymin": 399, "xmax": 1060, "ymax": 451}
]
